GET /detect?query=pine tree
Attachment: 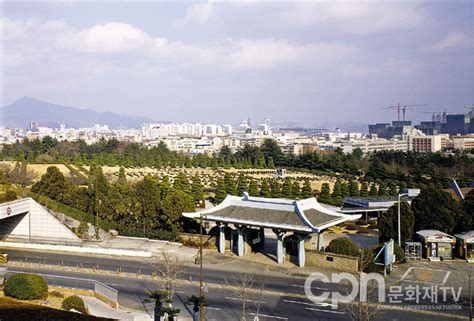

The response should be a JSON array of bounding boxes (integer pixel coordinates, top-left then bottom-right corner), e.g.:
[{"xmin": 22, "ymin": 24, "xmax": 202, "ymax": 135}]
[
  {"xmin": 378, "ymin": 182, "xmax": 389, "ymax": 197},
  {"xmin": 117, "ymin": 167, "xmax": 127, "ymax": 186},
  {"xmin": 259, "ymin": 179, "xmax": 271, "ymax": 198},
  {"xmin": 281, "ymin": 177, "xmax": 294, "ymax": 199},
  {"xmin": 248, "ymin": 179, "xmax": 259, "ymax": 196},
  {"xmin": 174, "ymin": 172, "xmax": 191, "ymax": 194},
  {"xmin": 267, "ymin": 157, "xmax": 275, "ymax": 169},
  {"xmin": 270, "ymin": 180, "xmax": 282, "ymax": 198},
  {"xmin": 301, "ymin": 181, "xmax": 313, "ymax": 199},
  {"xmin": 236, "ymin": 175, "xmax": 248, "ymax": 196},
  {"xmin": 214, "ymin": 178, "xmax": 227, "ymax": 204},
  {"xmin": 293, "ymin": 181, "xmax": 301, "ymax": 199},
  {"xmin": 341, "ymin": 182, "xmax": 350, "ymax": 199},
  {"xmin": 360, "ymin": 182, "xmax": 369, "ymax": 197},
  {"xmin": 88, "ymin": 162, "xmax": 98, "ymax": 189},
  {"xmin": 191, "ymin": 175, "xmax": 204, "ymax": 204},
  {"xmin": 388, "ymin": 181, "xmax": 398, "ymax": 195},
  {"xmin": 348, "ymin": 180, "xmax": 360, "ymax": 197},
  {"xmin": 318, "ymin": 183, "xmax": 332, "ymax": 204},
  {"xmin": 223, "ymin": 173, "xmax": 237, "ymax": 195},
  {"xmin": 332, "ymin": 180, "xmax": 342, "ymax": 199}
]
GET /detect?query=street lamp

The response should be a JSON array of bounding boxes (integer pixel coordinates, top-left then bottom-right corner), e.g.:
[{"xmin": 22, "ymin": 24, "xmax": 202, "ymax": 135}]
[
  {"xmin": 199, "ymin": 213, "xmax": 207, "ymax": 321},
  {"xmin": 397, "ymin": 193, "xmax": 409, "ymax": 246}
]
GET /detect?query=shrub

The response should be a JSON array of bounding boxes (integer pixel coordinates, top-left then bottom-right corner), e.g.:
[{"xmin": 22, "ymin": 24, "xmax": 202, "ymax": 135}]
[
  {"xmin": 49, "ymin": 290, "xmax": 64, "ymax": 298},
  {"xmin": 325, "ymin": 238, "xmax": 360, "ymax": 257},
  {"xmin": 61, "ymin": 295, "xmax": 88, "ymax": 314},
  {"xmin": 4, "ymin": 274, "xmax": 48, "ymax": 300},
  {"xmin": 394, "ymin": 243, "xmax": 405, "ymax": 263}
]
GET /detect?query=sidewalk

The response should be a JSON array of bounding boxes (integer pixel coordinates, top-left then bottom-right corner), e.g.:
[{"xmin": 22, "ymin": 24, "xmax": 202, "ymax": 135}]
[{"xmin": 80, "ymin": 295, "xmax": 153, "ymax": 321}]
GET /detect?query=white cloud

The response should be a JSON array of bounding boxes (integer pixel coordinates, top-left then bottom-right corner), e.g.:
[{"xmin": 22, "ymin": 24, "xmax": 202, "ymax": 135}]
[
  {"xmin": 57, "ymin": 22, "xmax": 166, "ymax": 53},
  {"xmin": 173, "ymin": 2, "xmax": 214, "ymax": 27},
  {"xmin": 229, "ymin": 38, "xmax": 356, "ymax": 70},
  {"xmin": 432, "ymin": 32, "xmax": 472, "ymax": 51}
]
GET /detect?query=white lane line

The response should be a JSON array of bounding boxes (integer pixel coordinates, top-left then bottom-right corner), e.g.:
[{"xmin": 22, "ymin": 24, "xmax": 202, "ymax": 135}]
[
  {"xmin": 225, "ymin": 296, "xmax": 266, "ymax": 304},
  {"xmin": 249, "ymin": 313, "xmax": 287, "ymax": 320},
  {"xmin": 401, "ymin": 267, "xmax": 451, "ymax": 285},
  {"xmin": 206, "ymin": 307, "xmax": 222, "ymax": 311},
  {"xmin": 305, "ymin": 307, "xmax": 345, "ymax": 314},
  {"xmin": 290, "ymin": 284, "xmax": 329, "ymax": 290},
  {"xmin": 283, "ymin": 299, "xmax": 336, "ymax": 308}
]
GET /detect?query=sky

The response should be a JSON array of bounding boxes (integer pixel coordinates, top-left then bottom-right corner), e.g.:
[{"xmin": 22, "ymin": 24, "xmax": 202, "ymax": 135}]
[{"xmin": 1, "ymin": 1, "xmax": 473, "ymax": 125}]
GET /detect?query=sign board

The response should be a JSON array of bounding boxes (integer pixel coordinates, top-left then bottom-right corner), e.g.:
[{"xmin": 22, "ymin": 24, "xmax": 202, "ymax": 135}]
[{"xmin": 384, "ymin": 239, "xmax": 395, "ymax": 266}]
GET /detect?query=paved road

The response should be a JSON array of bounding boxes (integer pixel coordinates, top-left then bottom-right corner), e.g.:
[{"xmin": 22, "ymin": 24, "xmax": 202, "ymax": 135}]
[{"xmin": 2, "ymin": 249, "xmax": 468, "ymax": 320}]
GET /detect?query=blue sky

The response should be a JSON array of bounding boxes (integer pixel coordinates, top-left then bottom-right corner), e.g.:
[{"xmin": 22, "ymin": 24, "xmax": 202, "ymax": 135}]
[{"xmin": 1, "ymin": 1, "xmax": 473, "ymax": 125}]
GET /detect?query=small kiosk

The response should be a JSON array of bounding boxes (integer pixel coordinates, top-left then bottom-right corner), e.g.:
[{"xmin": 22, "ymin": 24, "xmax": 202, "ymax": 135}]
[
  {"xmin": 415, "ymin": 230, "xmax": 455, "ymax": 261},
  {"xmin": 455, "ymin": 231, "xmax": 474, "ymax": 261}
]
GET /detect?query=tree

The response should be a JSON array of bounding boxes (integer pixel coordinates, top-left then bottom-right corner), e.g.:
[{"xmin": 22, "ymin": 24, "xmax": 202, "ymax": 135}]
[
  {"xmin": 281, "ymin": 177, "xmax": 294, "ymax": 198},
  {"xmin": 270, "ymin": 180, "xmax": 282, "ymax": 198},
  {"xmin": 293, "ymin": 181, "xmax": 301, "ymax": 199},
  {"xmin": 117, "ymin": 167, "xmax": 127, "ymax": 186},
  {"xmin": 378, "ymin": 201, "xmax": 414, "ymax": 244},
  {"xmin": 135, "ymin": 177, "xmax": 160, "ymax": 235},
  {"xmin": 348, "ymin": 181, "xmax": 360, "ymax": 197},
  {"xmin": 411, "ymin": 188, "xmax": 460, "ymax": 234},
  {"xmin": 248, "ymin": 179, "xmax": 259, "ymax": 197},
  {"xmin": 236, "ymin": 175, "xmax": 248, "ymax": 196},
  {"xmin": 332, "ymin": 180, "xmax": 343, "ymax": 206},
  {"xmin": 378, "ymin": 182, "xmax": 389, "ymax": 197},
  {"xmin": 457, "ymin": 190, "xmax": 474, "ymax": 232},
  {"xmin": 301, "ymin": 181, "xmax": 313, "ymax": 199},
  {"xmin": 260, "ymin": 139, "xmax": 284, "ymax": 166},
  {"xmin": 368, "ymin": 183, "xmax": 378, "ymax": 196},
  {"xmin": 161, "ymin": 190, "xmax": 195, "ymax": 236},
  {"xmin": 341, "ymin": 182, "xmax": 350, "ymax": 199},
  {"xmin": 360, "ymin": 182, "xmax": 369, "ymax": 197},
  {"xmin": 223, "ymin": 173, "xmax": 236, "ymax": 195},
  {"xmin": 5, "ymin": 161, "xmax": 37, "ymax": 187},
  {"xmin": 191, "ymin": 176, "xmax": 204, "ymax": 204},
  {"xmin": 155, "ymin": 252, "xmax": 184, "ymax": 318},
  {"xmin": 214, "ymin": 178, "xmax": 227, "ymax": 205},
  {"xmin": 145, "ymin": 289, "xmax": 168, "ymax": 321},
  {"xmin": 388, "ymin": 181, "xmax": 398, "ymax": 196},
  {"xmin": 32, "ymin": 166, "xmax": 70, "ymax": 202},
  {"xmin": 259, "ymin": 179, "xmax": 271, "ymax": 198},
  {"xmin": 187, "ymin": 295, "xmax": 207, "ymax": 321},
  {"xmin": 173, "ymin": 172, "xmax": 191, "ymax": 195},
  {"xmin": 325, "ymin": 238, "xmax": 360, "ymax": 256},
  {"xmin": 318, "ymin": 183, "xmax": 332, "ymax": 204}
]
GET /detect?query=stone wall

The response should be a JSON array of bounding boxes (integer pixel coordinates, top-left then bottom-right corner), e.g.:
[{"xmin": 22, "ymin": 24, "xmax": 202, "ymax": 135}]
[
  {"xmin": 178, "ymin": 233, "xmax": 218, "ymax": 249},
  {"xmin": 306, "ymin": 250, "xmax": 359, "ymax": 273}
]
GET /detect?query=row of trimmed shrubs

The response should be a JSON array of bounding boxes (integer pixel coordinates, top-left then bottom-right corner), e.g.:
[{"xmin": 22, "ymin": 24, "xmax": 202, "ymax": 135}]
[{"xmin": 3, "ymin": 273, "xmax": 88, "ymax": 314}]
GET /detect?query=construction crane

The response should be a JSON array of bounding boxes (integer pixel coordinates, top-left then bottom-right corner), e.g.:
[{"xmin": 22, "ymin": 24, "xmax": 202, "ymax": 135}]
[{"xmin": 388, "ymin": 103, "xmax": 428, "ymax": 122}]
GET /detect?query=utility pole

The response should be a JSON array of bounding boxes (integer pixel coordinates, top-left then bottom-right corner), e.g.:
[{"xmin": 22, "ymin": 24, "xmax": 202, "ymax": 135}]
[
  {"xmin": 397, "ymin": 193, "xmax": 409, "ymax": 246},
  {"xmin": 469, "ymin": 271, "xmax": 472, "ymax": 321}
]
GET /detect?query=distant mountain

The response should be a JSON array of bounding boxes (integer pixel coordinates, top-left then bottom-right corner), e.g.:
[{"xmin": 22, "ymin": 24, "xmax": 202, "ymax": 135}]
[{"xmin": 0, "ymin": 97, "xmax": 155, "ymax": 129}]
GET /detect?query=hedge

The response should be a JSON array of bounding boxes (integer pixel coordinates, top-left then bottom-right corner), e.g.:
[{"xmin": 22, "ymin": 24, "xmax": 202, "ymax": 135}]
[
  {"xmin": 27, "ymin": 191, "xmax": 117, "ymax": 232},
  {"xmin": 62, "ymin": 295, "xmax": 88, "ymax": 314},
  {"xmin": 4, "ymin": 273, "xmax": 48, "ymax": 300}
]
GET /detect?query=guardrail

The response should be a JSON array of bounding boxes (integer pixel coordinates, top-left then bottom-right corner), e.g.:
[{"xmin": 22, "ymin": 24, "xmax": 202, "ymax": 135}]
[{"xmin": 6, "ymin": 270, "xmax": 119, "ymax": 308}]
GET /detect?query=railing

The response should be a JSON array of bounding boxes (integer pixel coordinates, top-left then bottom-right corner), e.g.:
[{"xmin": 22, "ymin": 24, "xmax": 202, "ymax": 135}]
[{"xmin": 6, "ymin": 270, "xmax": 119, "ymax": 307}]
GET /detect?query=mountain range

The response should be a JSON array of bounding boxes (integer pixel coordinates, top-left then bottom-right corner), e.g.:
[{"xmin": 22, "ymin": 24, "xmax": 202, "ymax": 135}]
[{"xmin": 0, "ymin": 97, "xmax": 155, "ymax": 129}]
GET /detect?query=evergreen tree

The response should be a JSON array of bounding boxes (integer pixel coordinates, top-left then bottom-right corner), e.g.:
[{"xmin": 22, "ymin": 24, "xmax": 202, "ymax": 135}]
[
  {"xmin": 214, "ymin": 178, "xmax": 227, "ymax": 205},
  {"xmin": 293, "ymin": 181, "xmax": 301, "ymax": 199},
  {"xmin": 388, "ymin": 181, "xmax": 398, "ymax": 195},
  {"xmin": 369, "ymin": 183, "xmax": 378, "ymax": 196},
  {"xmin": 301, "ymin": 181, "xmax": 313, "ymax": 199},
  {"xmin": 31, "ymin": 166, "xmax": 71, "ymax": 202},
  {"xmin": 223, "ymin": 172, "xmax": 237, "ymax": 195},
  {"xmin": 378, "ymin": 182, "xmax": 389, "ymax": 196},
  {"xmin": 117, "ymin": 167, "xmax": 127, "ymax": 186},
  {"xmin": 318, "ymin": 183, "xmax": 332, "ymax": 204},
  {"xmin": 379, "ymin": 201, "xmax": 414, "ymax": 244},
  {"xmin": 173, "ymin": 172, "xmax": 191, "ymax": 194},
  {"xmin": 270, "ymin": 180, "xmax": 282, "ymax": 198},
  {"xmin": 348, "ymin": 180, "xmax": 360, "ymax": 197},
  {"xmin": 259, "ymin": 179, "xmax": 271, "ymax": 198},
  {"xmin": 281, "ymin": 177, "xmax": 294, "ymax": 198},
  {"xmin": 160, "ymin": 175, "xmax": 171, "ymax": 198},
  {"xmin": 332, "ymin": 180, "xmax": 342, "ymax": 199},
  {"xmin": 88, "ymin": 162, "xmax": 98, "ymax": 189},
  {"xmin": 248, "ymin": 179, "xmax": 259, "ymax": 196},
  {"xmin": 360, "ymin": 182, "xmax": 369, "ymax": 197},
  {"xmin": 267, "ymin": 157, "xmax": 275, "ymax": 169},
  {"xmin": 236, "ymin": 175, "xmax": 248, "ymax": 196},
  {"xmin": 191, "ymin": 176, "xmax": 204, "ymax": 204},
  {"xmin": 341, "ymin": 182, "xmax": 350, "ymax": 199}
]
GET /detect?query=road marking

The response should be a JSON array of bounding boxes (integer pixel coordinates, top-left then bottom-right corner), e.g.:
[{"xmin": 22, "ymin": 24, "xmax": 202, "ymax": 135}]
[
  {"xmin": 283, "ymin": 299, "xmax": 336, "ymax": 308},
  {"xmin": 206, "ymin": 307, "xmax": 222, "ymax": 311},
  {"xmin": 249, "ymin": 313, "xmax": 287, "ymax": 320},
  {"xmin": 290, "ymin": 284, "xmax": 329, "ymax": 291},
  {"xmin": 401, "ymin": 267, "xmax": 451, "ymax": 285},
  {"xmin": 225, "ymin": 296, "xmax": 266, "ymax": 304},
  {"xmin": 305, "ymin": 307, "xmax": 345, "ymax": 314}
]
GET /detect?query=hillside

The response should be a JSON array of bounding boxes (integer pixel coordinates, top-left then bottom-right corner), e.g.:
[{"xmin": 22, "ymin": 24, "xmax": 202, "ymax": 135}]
[{"xmin": 0, "ymin": 97, "xmax": 155, "ymax": 129}]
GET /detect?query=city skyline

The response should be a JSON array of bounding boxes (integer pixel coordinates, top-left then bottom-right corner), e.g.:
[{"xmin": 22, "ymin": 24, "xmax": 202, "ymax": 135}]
[{"xmin": 2, "ymin": 2, "xmax": 473, "ymax": 125}]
